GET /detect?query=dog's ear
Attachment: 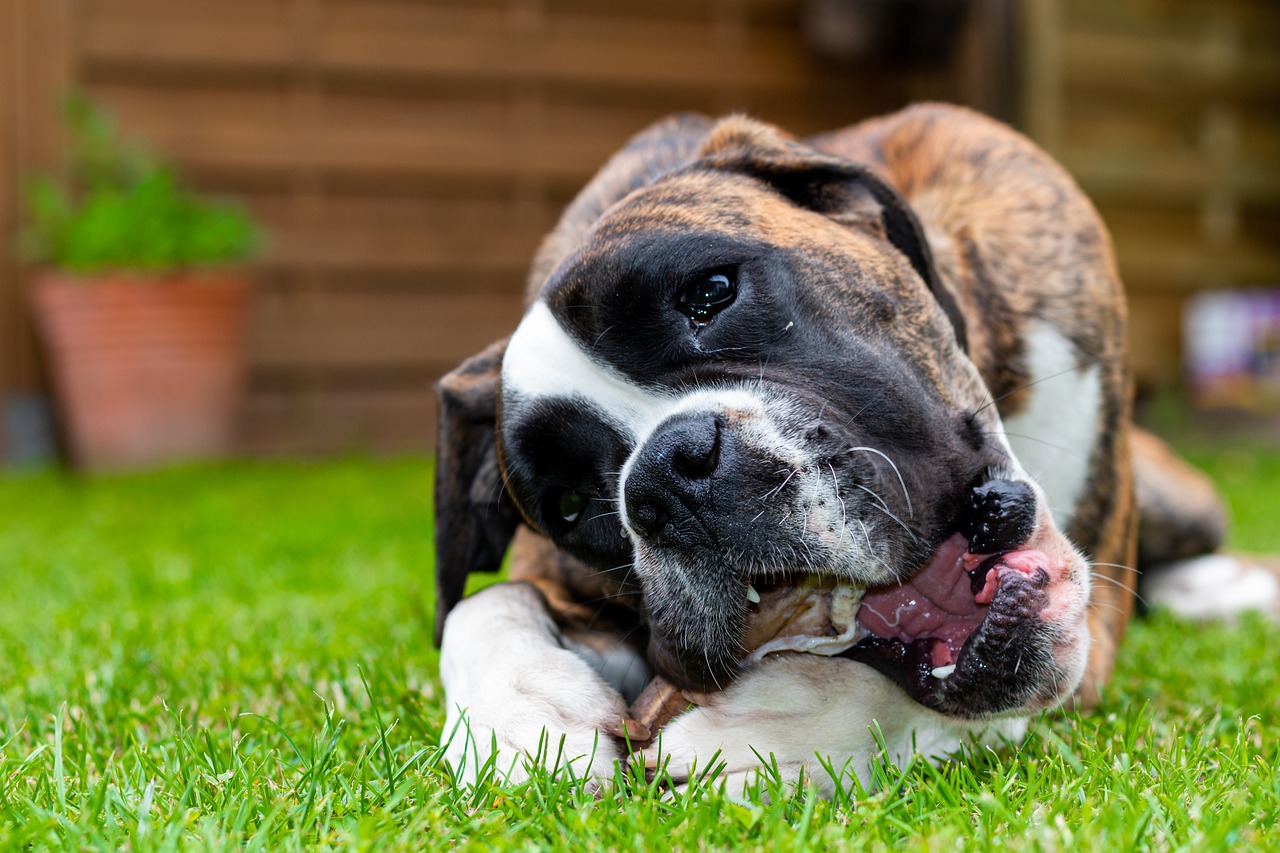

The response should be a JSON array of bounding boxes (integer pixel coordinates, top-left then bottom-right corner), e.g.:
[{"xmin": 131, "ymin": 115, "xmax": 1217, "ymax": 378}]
[
  {"xmin": 433, "ymin": 337, "xmax": 519, "ymax": 646},
  {"xmin": 698, "ymin": 117, "xmax": 968, "ymax": 353}
]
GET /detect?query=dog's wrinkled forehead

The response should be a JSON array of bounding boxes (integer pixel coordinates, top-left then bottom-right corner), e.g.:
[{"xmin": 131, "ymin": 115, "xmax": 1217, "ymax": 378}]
[
  {"xmin": 522, "ymin": 174, "xmax": 914, "ymax": 393},
  {"xmin": 501, "ymin": 152, "xmax": 971, "ymax": 425}
]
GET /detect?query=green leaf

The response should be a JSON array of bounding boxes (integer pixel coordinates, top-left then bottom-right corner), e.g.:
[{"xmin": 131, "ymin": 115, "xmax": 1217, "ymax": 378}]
[{"xmin": 16, "ymin": 93, "xmax": 263, "ymax": 271}]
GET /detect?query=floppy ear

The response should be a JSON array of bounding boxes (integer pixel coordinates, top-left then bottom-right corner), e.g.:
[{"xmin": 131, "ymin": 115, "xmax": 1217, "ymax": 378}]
[
  {"xmin": 433, "ymin": 338, "xmax": 520, "ymax": 645},
  {"xmin": 698, "ymin": 118, "xmax": 969, "ymax": 354}
]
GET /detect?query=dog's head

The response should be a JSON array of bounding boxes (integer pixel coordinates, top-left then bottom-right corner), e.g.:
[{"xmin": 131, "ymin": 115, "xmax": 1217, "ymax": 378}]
[{"xmin": 435, "ymin": 115, "xmax": 1091, "ymax": 720}]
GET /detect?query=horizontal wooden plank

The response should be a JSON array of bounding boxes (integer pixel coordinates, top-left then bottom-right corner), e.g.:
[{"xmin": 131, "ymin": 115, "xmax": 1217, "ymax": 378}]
[
  {"xmin": 1098, "ymin": 206, "xmax": 1280, "ymax": 292},
  {"xmin": 83, "ymin": 0, "xmax": 803, "ymax": 27},
  {"xmin": 1060, "ymin": 148, "xmax": 1280, "ymax": 205},
  {"xmin": 1062, "ymin": 26, "xmax": 1280, "ymax": 101},
  {"xmin": 1065, "ymin": 106, "xmax": 1279, "ymax": 177},
  {"xmin": 1061, "ymin": 104, "xmax": 1202, "ymax": 163},
  {"xmin": 241, "ymin": 194, "xmax": 553, "ymax": 276},
  {"xmin": 239, "ymin": 384, "xmax": 438, "ymax": 455},
  {"xmin": 319, "ymin": 15, "xmax": 815, "ymax": 92},
  {"xmin": 1065, "ymin": 0, "xmax": 1280, "ymax": 47},
  {"xmin": 1114, "ymin": 238, "xmax": 1280, "ymax": 291},
  {"xmin": 80, "ymin": 0, "xmax": 291, "ymax": 69},
  {"xmin": 1097, "ymin": 205, "xmax": 1203, "ymax": 244},
  {"xmin": 87, "ymin": 83, "xmax": 667, "ymax": 185},
  {"xmin": 79, "ymin": 0, "xmax": 839, "ymax": 95},
  {"xmin": 246, "ymin": 289, "xmax": 523, "ymax": 371},
  {"xmin": 1241, "ymin": 208, "xmax": 1280, "ymax": 248}
]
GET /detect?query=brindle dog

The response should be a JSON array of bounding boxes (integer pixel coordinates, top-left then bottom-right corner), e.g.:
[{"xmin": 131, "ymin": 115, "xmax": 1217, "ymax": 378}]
[{"xmin": 433, "ymin": 104, "xmax": 1260, "ymax": 792}]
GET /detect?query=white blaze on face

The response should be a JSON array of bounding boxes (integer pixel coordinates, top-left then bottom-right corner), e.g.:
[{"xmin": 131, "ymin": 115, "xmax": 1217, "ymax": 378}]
[
  {"xmin": 503, "ymin": 302, "xmax": 807, "ymax": 458},
  {"xmin": 503, "ymin": 300, "xmax": 809, "ymax": 488},
  {"xmin": 502, "ymin": 301, "xmax": 669, "ymax": 442}
]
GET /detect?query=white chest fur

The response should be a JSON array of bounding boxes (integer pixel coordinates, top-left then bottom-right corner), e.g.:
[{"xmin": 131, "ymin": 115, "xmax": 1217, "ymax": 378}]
[{"xmin": 1000, "ymin": 322, "xmax": 1102, "ymax": 529}]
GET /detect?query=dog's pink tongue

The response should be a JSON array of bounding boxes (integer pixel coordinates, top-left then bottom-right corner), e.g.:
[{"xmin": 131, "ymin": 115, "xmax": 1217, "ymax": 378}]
[{"xmin": 857, "ymin": 533, "xmax": 985, "ymax": 666}]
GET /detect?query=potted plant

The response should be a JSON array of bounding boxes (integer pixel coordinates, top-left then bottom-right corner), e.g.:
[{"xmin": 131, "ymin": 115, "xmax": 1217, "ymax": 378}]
[{"xmin": 20, "ymin": 95, "xmax": 261, "ymax": 471}]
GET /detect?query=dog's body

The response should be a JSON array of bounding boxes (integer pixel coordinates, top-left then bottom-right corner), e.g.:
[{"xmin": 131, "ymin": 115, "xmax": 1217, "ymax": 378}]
[{"xmin": 434, "ymin": 104, "xmax": 1265, "ymax": 792}]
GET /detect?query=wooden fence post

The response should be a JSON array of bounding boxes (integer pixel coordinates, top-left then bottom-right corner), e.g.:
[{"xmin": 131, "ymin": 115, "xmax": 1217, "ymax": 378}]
[
  {"xmin": 1019, "ymin": 0, "xmax": 1061, "ymax": 153},
  {"xmin": 0, "ymin": 0, "xmax": 74, "ymax": 462}
]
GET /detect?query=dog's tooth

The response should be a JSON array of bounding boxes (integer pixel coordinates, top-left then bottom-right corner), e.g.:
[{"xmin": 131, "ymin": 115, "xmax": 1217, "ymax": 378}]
[
  {"xmin": 745, "ymin": 584, "xmax": 761, "ymax": 604},
  {"xmin": 930, "ymin": 664, "xmax": 956, "ymax": 679}
]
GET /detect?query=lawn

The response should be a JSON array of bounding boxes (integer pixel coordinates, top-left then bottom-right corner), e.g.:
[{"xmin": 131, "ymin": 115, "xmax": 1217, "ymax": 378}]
[{"xmin": 1, "ymin": 447, "xmax": 1277, "ymax": 850}]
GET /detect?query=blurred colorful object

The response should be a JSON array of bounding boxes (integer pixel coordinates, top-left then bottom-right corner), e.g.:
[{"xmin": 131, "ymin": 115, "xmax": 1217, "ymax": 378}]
[{"xmin": 1185, "ymin": 288, "xmax": 1280, "ymax": 411}]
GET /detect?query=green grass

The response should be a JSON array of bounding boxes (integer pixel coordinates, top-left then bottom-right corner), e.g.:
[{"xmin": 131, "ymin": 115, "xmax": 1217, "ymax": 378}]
[{"xmin": 1, "ymin": 451, "xmax": 1277, "ymax": 850}]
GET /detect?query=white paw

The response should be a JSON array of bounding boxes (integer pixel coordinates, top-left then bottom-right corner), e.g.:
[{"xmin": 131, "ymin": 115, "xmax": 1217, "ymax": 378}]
[
  {"xmin": 1145, "ymin": 554, "xmax": 1280, "ymax": 620},
  {"xmin": 439, "ymin": 583, "xmax": 642, "ymax": 787},
  {"xmin": 639, "ymin": 655, "xmax": 1024, "ymax": 798}
]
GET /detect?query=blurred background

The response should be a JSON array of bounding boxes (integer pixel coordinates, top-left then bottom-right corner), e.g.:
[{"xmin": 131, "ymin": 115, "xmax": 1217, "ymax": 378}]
[{"xmin": 1, "ymin": 0, "xmax": 1277, "ymax": 468}]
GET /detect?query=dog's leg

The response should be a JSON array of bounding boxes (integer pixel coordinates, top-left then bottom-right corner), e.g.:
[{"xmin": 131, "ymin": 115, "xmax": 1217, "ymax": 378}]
[
  {"xmin": 439, "ymin": 582, "xmax": 649, "ymax": 787},
  {"xmin": 638, "ymin": 655, "xmax": 1025, "ymax": 798},
  {"xmin": 1132, "ymin": 428, "xmax": 1280, "ymax": 619}
]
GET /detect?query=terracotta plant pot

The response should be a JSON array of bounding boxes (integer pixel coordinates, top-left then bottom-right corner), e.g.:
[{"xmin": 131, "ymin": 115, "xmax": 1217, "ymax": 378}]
[{"xmin": 31, "ymin": 271, "xmax": 250, "ymax": 471}]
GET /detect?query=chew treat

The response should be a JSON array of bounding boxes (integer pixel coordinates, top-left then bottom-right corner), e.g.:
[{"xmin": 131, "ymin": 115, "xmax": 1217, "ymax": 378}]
[
  {"xmin": 626, "ymin": 676, "xmax": 690, "ymax": 742},
  {"xmin": 626, "ymin": 576, "xmax": 866, "ymax": 740},
  {"xmin": 742, "ymin": 575, "xmax": 867, "ymax": 665}
]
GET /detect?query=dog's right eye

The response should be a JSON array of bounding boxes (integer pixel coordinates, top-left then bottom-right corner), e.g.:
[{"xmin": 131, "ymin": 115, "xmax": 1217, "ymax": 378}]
[{"xmin": 678, "ymin": 269, "xmax": 737, "ymax": 326}]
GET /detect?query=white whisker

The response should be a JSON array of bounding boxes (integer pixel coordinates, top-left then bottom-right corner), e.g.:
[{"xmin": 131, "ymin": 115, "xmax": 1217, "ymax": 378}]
[
  {"xmin": 852, "ymin": 482, "xmax": 917, "ymax": 543},
  {"xmin": 759, "ymin": 466, "xmax": 800, "ymax": 503},
  {"xmin": 1090, "ymin": 572, "xmax": 1145, "ymax": 605},
  {"xmin": 846, "ymin": 445, "xmax": 914, "ymax": 518},
  {"xmin": 1089, "ymin": 561, "xmax": 1139, "ymax": 575},
  {"xmin": 829, "ymin": 462, "xmax": 849, "ymax": 548}
]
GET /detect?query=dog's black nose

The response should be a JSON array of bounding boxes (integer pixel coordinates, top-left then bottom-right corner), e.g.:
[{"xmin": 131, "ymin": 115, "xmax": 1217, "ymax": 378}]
[{"xmin": 624, "ymin": 414, "xmax": 722, "ymax": 541}]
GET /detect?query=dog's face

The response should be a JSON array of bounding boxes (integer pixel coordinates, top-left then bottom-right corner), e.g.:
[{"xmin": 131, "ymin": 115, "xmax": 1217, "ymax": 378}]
[{"xmin": 442, "ymin": 118, "xmax": 1092, "ymax": 720}]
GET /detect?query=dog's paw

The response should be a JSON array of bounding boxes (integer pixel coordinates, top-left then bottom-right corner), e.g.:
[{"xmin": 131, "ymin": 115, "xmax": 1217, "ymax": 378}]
[
  {"xmin": 439, "ymin": 583, "xmax": 646, "ymax": 787},
  {"xmin": 440, "ymin": 670, "xmax": 633, "ymax": 789},
  {"xmin": 637, "ymin": 655, "xmax": 1022, "ymax": 798},
  {"xmin": 1144, "ymin": 553, "xmax": 1280, "ymax": 620}
]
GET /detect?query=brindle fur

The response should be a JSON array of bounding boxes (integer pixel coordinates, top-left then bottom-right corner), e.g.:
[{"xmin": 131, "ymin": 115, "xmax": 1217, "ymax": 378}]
[{"xmin": 435, "ymin": 103, "xmax": 1226, "ymax": 708}]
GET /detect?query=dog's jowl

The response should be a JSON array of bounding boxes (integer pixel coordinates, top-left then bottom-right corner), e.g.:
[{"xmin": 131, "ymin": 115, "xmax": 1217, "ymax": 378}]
[{"xmin": 433, "ymin": 104, "xmax": 1262, "ymax": 792}]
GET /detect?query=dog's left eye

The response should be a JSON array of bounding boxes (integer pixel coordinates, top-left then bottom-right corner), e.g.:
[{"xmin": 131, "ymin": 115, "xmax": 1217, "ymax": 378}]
[
  {"xmin": 679, "ymin": 270, "xmax": 737, "ymax": 325},
  {"xmin": 555, "ymin": 489, "xmax": 588, "ymax": 524}
]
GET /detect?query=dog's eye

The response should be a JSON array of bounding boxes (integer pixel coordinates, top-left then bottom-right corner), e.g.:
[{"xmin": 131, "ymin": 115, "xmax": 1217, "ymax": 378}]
[
  {"xmin": 679, "ymin": 270, "xmax": 737, "ymax": 325},
  {"xmin": 555, "ymin": 489, "xmax": 588, "ymax": 524}
]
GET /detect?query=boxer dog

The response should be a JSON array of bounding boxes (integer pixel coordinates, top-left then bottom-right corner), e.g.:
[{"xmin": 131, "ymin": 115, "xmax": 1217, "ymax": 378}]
[{"xmin": 432, "ymin": 103, "xmax": 1268, "ymax": 793}]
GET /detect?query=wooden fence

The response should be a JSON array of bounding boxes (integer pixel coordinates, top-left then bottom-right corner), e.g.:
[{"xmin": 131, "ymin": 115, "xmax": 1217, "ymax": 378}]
[
  {"xmin": 2, "ymin": 0, "xmax": 1003, "ymax": 457},
  {"xmin": 3, "ymin": 0, "xmax": 1275, "ymax": 459},
  {"xmin": 1023, "ymin": 0, "xmax": 1280, "ymax": 391}
]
